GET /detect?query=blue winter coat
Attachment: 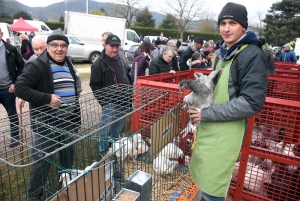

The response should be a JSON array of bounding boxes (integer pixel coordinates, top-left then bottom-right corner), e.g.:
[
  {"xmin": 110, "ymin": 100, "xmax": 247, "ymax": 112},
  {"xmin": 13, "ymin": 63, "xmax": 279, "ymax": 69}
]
[{"xmin": 280, "ymin": 50, "xmax": 297, "ymax": 63}]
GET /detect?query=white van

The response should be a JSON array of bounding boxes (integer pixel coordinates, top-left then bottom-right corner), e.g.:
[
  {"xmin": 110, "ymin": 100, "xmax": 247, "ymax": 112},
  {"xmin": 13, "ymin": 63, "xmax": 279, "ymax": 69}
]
[
  {"xmin": 13, "ymin": 19, "xmax": 52, "ymax": 35},
  {"xmin": 0, "ymin": 23, "xmax": 14, "ymax": 45}
]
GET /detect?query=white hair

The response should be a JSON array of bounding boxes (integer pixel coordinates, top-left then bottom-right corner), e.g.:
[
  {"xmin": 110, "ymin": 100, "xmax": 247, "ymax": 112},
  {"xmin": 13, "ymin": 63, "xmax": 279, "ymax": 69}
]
[
  {"xmin": 32, "ymin": 35, "xmax": 46, "ymax": 44},
  {"xmin": 167, "ymin": 40, "xmax": 176, "ymax": 46}
]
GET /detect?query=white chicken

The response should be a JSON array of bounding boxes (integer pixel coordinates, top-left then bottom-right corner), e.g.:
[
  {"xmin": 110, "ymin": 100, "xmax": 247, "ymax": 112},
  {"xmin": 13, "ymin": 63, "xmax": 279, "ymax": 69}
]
[
  {"xmin": 111, "ymin": 133, "xmax": 142, "ymax": 162},
  {"xmin": 232, "ymin": 161, "xmax": 255, "ymax": 182},
  {"xmin": 153, "ymin": 156, "xmax": 179, "ymax": 175},
  {"xmin": 131, "ymin": 139, "xmax": 149, "ymax": 159},
  {"xmin": 243, "ymin": 164, "xmax": 274, "ymax": 193},
  {"xmin": 158, "ymin": 143, "xmax": 184, "ymax": 160},
  {"xmin": 283, "ymin": 143, "xmax": 297, "ymax": 172}
]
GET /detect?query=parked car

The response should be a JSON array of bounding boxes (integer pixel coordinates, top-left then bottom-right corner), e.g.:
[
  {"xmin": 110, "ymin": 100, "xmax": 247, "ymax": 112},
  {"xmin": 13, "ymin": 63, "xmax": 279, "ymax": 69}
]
[
  {"xmin": 126, "ymin": 44, "xmax": 139, "ymax": 67},
  {"xmin": 67, "ymin": 35, "xmax": 102, "ymax": 63},
  {"xmin": 144, "ymin": 35, "xmax": 168, "ymax": 43},
  {"xmin": 177, "ymin": 43, "xmax": 189, "ymax": 57}
]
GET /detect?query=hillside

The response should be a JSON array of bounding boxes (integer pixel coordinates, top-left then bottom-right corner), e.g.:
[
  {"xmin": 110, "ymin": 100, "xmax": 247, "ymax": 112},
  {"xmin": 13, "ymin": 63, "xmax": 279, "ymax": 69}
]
[{"xmin": 0, "ymin": 0, "xmax": 166, "ymax": 26}]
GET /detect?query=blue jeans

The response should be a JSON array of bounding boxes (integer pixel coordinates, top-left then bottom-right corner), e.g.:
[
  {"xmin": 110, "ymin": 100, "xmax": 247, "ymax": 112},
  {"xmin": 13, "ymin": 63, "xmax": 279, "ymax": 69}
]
[
  {"xmin": 99, "ymin": 104, "xmax": 126, "ymax": 155},
  {"xmin": 0, "ymin": 88, "xmax": 19, "ymax": 138},
  {"xmin": 202, "ymin": 191, "xmax": 225, "ymax": 201}
]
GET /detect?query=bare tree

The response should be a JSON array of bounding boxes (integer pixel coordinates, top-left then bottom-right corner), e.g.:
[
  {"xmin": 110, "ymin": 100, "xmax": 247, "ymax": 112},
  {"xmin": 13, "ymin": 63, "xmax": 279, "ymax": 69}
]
[
  {"xmin": 248, "ymin": 11, "xmax": 265, "ymax": 36},
  {"xmin": 108, "ymin": 0, "xmax": 145, "ymax": 28},
  {"xmin": 164, "ymin": 0, "xmax": 203, "ymax": 40},
  {"xmin": 198, "ymin": 11, "xmax": 218, "ymax": 34}
]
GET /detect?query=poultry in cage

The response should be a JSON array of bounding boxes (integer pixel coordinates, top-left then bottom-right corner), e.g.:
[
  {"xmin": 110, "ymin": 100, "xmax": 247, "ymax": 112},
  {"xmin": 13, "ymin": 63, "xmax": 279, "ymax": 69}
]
[
  {"xmin": 110, "ymin": 133, "xmax": 142, "ymax": 162},
  {"xmin": 158, "ymin": 142, "xmax": 184, "ymax": 160},
  {"xmin": 178, "ymin": 68, "xmax": 223, "ymax": 136},
  {"xmin": 153, "ymin": 156, "xmax": 179, "ymax": 175},
  {"xmin": 130, "ymin": 138, "xmax": 149, "ymax": 159}
]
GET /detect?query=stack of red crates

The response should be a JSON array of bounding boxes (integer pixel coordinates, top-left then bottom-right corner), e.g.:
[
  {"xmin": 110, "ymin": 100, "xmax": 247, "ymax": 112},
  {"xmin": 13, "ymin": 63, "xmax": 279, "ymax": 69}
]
[{"xmin": 133, "ymin": 68, "xmax": 300, "ymax": 201}]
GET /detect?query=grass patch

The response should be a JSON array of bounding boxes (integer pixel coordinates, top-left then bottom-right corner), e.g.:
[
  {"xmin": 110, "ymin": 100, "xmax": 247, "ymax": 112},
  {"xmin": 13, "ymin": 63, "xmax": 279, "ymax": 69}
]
[
  {"xmin": 79, "ymin": 73, "xmax": 91, "ymax": 81},
  {"xmin": 74, "ymin": 63, "xmax": 91, "ymax": 68}
]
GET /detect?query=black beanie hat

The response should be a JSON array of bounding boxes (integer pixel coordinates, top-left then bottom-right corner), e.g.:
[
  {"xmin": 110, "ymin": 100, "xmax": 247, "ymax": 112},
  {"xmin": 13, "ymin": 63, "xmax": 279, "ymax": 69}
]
[
  {"xmin": 155, "ymin": 39, "xmax": 162, "ymax": 45},
  {"xmin": 218, "ymin": 2, "xmax": 248, "ymax": 29},
  {"xmin": 47, "ymin": 29, "xmax": 69, "ymax": 45}
]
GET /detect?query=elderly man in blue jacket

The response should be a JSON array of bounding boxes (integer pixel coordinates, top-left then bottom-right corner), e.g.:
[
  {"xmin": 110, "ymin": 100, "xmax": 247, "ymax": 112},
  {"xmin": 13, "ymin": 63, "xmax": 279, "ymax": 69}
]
[{"xmin": 280, "ymin": 43, "xmax": 297, "ymax": 63}]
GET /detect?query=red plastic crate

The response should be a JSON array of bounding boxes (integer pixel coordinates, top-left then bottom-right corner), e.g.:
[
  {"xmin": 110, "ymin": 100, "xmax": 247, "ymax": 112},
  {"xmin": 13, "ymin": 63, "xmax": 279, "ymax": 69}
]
[
  {"xmin": 275, "ymin": 62, "xmax": 300, "ymax": 70},
  {"xmin": 176, "ymin": 181, "xmax": 199, "ymax": 201},
  {"xmin": 230, "ymin": 98, "xmax": 300, "ymax": 201},
  {"xmin": 267, "ymin": 75, "xmax": 300, "ymax": 101}
]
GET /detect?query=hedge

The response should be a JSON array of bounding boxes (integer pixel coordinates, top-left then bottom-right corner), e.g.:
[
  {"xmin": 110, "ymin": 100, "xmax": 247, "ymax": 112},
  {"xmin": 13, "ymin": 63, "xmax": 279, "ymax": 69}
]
[
  {"xmin": 45, "ymin": 22, "xmax": 64, "ymax": 30},
  {"xmin": 131, "ymin": 26, "xmax": 222, "ymax": 41}
]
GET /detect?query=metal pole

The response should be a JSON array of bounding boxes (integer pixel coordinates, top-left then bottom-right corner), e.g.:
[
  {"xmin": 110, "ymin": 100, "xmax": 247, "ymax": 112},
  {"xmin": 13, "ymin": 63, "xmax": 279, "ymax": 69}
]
[
  {"xmin": 134, "ymin": 62, "xmax": 138, "ymax": 84},
  {"xmin": 86, "ymin": 0, "xmax": 88, "ymax": 14},
  {"xmin": 19, "ymin": 105, "xmax": 24, "ymax": 163}
]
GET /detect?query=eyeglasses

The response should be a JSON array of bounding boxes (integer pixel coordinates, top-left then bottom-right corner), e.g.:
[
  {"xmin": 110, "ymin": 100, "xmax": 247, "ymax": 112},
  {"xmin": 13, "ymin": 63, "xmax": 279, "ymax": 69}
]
[{"xmin": 48, "ymin": 43, "xmax": 68, "ymax": 49}]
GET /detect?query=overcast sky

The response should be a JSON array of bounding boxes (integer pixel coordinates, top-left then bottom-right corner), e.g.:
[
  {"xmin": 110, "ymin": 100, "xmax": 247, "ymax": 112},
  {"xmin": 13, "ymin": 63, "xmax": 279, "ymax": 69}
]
[{"xmin": 16, "ymin": 0, "xmax": 279, "ymax": 23}]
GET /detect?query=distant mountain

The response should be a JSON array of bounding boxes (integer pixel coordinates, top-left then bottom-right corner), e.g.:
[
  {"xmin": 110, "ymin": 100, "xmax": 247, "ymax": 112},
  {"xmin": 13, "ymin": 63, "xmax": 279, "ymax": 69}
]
[{"xmin": 0, "ymin": 0, "xmax": 166, "ymax": 26}]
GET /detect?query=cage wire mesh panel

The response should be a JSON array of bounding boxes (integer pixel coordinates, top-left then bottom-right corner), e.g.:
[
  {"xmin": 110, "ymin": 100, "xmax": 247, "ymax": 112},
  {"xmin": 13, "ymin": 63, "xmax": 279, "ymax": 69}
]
[
  {"xmin": 229, "ymin": 98, "xmax": 300, "ymax": 201},
  {"xmin": 0, "ymin": 84, "xmax": 168, "ymax": 167}
]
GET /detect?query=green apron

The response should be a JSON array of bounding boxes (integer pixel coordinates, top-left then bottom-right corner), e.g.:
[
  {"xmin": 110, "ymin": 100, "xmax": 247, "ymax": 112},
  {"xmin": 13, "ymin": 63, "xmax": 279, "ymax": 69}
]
[{"xmin": 189, "ymin": 45, "xmax": 247, "ymax": 197}]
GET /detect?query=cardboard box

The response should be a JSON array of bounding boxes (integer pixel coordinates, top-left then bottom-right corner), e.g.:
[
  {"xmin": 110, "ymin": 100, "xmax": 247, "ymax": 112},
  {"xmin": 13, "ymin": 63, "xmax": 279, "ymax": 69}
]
[
  {"xmin": 50, "ymin": 153, "xmax": 113, "ymax": 201},
  {"xmin": 150, "ymin": 106, "xmax": 180, "ymax": 158}
]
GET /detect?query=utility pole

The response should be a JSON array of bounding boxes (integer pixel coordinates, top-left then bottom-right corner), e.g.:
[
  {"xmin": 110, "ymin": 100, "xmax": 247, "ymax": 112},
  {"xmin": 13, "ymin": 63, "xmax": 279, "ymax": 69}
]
[
  {"xmin": 86, "ymin": 0, "xmax": 88, "ymax": 14},
  {"xmin": 65, "ymin": 0, "xmax": 68, "ymax": 12}
]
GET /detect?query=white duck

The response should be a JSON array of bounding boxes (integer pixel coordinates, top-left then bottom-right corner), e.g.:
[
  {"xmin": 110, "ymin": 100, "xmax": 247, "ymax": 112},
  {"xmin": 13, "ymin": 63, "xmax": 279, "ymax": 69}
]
[
  {"xmin": 153, "ymin": 156, "xmax": 179, "ymax": 175},
  {"xmin": 158, "ymin": 143, "xmax": 184, "ymax": 160},
  {"xmin": 131, "ymin": 139, "xmax": 149, "ymax": 159},
  {"xmin": 112, "ymin": 133, "xmax": 142, "ymax": 162}
]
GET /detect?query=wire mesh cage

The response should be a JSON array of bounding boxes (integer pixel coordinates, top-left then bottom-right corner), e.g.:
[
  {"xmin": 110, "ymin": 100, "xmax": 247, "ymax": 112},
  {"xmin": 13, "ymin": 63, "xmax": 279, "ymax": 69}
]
[{"xmin": 0, "ymin": 84, "xmax": 169, "ymax": 167}]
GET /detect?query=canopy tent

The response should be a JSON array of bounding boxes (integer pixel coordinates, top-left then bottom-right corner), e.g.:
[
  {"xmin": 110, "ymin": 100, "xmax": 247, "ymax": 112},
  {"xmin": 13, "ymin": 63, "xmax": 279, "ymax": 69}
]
[{"xmin": 11, "ymin": 17, "xmax": 38, "ymax": 32}]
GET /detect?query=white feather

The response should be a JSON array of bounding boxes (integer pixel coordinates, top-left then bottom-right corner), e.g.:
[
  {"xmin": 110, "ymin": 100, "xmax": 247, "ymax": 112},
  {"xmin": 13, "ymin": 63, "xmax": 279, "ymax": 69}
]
[
  {"xmin": 158, "ymin": 143, "xmax": 184, "ymax": 160},
  {"xmin": 153, "ymin": 156, "xmax": 178, "ymax": 175}
]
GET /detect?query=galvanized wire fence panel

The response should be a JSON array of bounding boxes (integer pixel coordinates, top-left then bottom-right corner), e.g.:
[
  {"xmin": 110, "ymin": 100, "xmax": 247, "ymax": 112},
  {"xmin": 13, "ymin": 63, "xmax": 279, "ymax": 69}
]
[{"xmin": 0, "ymin": 84, "xmax": 168, "ymax": 167}]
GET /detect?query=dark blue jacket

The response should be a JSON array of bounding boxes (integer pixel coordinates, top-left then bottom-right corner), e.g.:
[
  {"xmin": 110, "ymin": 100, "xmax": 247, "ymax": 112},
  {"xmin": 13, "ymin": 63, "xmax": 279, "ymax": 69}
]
[{"xmin": 280, "ymin": 50, "xmax": 297, "ymax": 63}]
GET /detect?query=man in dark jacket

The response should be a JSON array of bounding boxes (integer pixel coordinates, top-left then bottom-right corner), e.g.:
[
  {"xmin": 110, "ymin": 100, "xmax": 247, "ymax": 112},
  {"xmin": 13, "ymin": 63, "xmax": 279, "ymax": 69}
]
[
  {"xmin": 90, "ymin": 34, "xmax": 131, "ymax": 156},
  {"xmin": 179, "ymin": 37, "xmax": 204, "ymax": 71},
  {"xmin": 259, "ymin": 37, "xmax": 276, "ymax": 74},
  {"xmin": 15, "ymin": 29, "xmax": 81, "ymax": 201},
  {"xmin": 0, "ymin": 27, "xmax": 24, "ymax": 147},
  {"xmin": 187, "ymin": 2, "xmax": 268, "ymax": 200},
  {"xmin": 101, "ymin": 32, "xmax": 130, "ymax": 72}
]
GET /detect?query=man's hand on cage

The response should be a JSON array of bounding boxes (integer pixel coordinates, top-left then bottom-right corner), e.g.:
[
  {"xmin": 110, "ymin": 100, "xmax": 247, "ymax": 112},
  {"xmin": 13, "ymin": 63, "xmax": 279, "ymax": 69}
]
[{"xmin": 49, "ymin": 94, "xmax": 61, "ymax": 109}]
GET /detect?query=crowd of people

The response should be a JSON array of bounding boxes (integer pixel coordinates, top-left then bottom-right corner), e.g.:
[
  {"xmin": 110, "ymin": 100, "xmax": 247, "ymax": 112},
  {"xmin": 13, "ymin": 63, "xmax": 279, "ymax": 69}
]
[{"xmin": 0, "ymin": 1, "xmax": 298, "ymax": 201}]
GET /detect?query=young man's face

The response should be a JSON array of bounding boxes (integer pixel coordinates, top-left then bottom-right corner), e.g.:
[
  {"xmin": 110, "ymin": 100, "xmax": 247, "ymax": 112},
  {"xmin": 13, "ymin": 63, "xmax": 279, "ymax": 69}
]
[{"xmin": 219, "ymin": 19, "xmax": 245, "ymax": 48}]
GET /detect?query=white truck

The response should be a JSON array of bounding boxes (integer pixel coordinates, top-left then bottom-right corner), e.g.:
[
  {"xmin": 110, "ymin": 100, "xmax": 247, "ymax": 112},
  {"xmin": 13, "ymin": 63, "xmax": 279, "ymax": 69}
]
[
  {"xmin": 13, "ymin": 19, "xmax": 52, "ymax": 35},
  {"xmin": 64, "ymin": 11, "xmax": 140, "ymax": 51}
]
